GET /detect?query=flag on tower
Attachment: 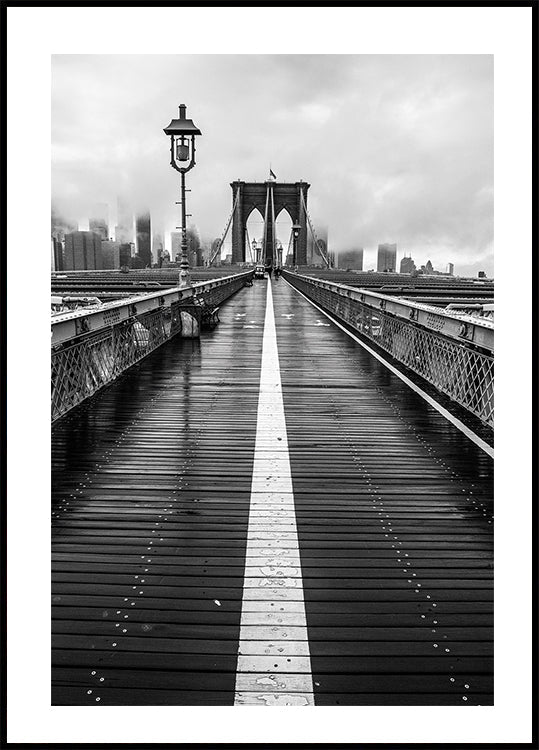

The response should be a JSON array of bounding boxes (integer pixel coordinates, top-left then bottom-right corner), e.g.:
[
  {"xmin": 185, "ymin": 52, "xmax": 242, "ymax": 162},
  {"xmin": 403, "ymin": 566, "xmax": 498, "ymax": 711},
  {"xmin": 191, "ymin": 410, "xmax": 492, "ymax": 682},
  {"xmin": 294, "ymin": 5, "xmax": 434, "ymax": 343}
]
[{"xmin": 269, "ymin": 168, "xmax": 276, "ymax": 179}]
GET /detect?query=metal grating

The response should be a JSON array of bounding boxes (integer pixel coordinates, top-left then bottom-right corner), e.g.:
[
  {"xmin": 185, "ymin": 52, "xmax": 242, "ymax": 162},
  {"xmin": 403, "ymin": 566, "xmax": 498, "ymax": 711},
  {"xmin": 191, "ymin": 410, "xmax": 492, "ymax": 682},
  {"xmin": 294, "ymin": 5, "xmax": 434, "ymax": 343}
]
[
  {"xmin": 51, "ymin": 274, "xmax": 251, "ymax": 424},
  {"xmin": 286, "ymin": 274, "xmax": 494, "ymax": 427}
]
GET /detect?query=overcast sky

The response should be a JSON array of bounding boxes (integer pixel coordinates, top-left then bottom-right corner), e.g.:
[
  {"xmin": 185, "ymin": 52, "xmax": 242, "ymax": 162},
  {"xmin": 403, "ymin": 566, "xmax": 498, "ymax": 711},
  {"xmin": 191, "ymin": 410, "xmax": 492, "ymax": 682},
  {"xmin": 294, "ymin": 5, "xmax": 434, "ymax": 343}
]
[{"xmin": 52, "ymin": 54, "xmax": 493, "ymax": 275}]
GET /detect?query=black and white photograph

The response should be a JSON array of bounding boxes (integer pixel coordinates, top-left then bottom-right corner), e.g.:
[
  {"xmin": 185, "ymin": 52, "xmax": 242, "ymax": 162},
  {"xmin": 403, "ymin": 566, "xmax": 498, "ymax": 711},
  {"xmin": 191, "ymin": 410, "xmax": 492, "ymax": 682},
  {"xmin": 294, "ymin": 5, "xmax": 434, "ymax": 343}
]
[{"xmin": 5, "ymin": 3, "xmax": 536, "ymax": 747}]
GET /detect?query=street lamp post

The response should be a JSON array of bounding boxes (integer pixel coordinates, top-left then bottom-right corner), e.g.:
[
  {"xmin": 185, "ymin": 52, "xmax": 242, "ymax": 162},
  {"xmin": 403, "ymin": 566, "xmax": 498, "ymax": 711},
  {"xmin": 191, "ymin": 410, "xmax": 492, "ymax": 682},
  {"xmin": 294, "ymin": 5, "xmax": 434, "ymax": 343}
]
[
  {"xmin": 292, "ymin": 223, "xmax": 301, "ymax": 268},
  {"xmin": 163, "ymin": 104, "xmax": 202, "ymax": 288}
]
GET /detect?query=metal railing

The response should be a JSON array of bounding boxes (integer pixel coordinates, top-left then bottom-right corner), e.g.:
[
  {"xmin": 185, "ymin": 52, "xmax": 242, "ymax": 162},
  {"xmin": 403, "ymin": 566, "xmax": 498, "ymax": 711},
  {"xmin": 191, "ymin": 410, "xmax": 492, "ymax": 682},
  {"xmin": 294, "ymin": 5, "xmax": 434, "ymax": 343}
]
[
  {"xmin": 51, "ymin": 271, "xmax": 253, "ymax": 423},
  {"xmin": 283, "ymin": 271, "xmax": 494, "ymax": 427}
]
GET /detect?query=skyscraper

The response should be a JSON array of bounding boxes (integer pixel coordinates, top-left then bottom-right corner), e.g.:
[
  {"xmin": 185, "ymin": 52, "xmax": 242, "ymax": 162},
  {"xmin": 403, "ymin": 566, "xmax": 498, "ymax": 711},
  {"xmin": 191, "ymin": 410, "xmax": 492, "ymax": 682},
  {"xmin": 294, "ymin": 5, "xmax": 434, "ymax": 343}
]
[
  {"xmin": 89, "ymin": 203, "xmax": 109, "ymax": 240},
  {"xmin": 51, "ymin": 206, "xmax": 77, "ymax": 243},
  {"xmin": 171, "ymin": 231, "xmax": 182, "ymax": 261},
  {"xmin": 64, "ymin": 231, "xmax": 103, "ymax": 270},
  {"xmin": 446, "ymin": 262, "xmax": 454, "ymax": 276},
  {"xmin": 51, "ymin": 238, "xmax": 64, "ymax": 271},
  {"xmin": 101, "ymin": 240, "xmax": 121, "ymax": 269},
  {"xmin": 377, "ymin": 243, "xmax": 397, "ymax": 272},
  {"xmin": 152, "ymin": 231, "xmax": 164, "ymax": 265},
  {"xmin": 136, "ymin": 211, "xmax": 151, "ymax": 267},
  {"xmin": 400, "ymin": 255, "xmax": 416, "ymax": 274},
  {"xmin": 210, "ymin": 238, "xmax": 222, "ymax": 264},
  {"xmin": 338, "ymin": 249, "xmax": 364, "ymax": 270},
  {"xmin": 116, "ymin": 197, "xmax": 133, "ymax": 244},
  {"xmin": 187, "ymin": 226, "xmax": 202, "ymax": 267},
  {"xmin": 119, "ymin": 243, "xmax": 132, "ymax": 268},
  {"xmin": 307, "ymin": 225, "xmax": 328, "ymax": 266}
]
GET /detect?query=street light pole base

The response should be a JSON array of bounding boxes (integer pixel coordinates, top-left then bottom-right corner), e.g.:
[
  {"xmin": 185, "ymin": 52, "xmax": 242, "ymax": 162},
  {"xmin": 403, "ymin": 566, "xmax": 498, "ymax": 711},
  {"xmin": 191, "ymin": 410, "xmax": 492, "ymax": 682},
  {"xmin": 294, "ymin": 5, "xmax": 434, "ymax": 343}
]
[{"xmin": 179, "ymin": 269, "xmax": 191, "ymax": 289}]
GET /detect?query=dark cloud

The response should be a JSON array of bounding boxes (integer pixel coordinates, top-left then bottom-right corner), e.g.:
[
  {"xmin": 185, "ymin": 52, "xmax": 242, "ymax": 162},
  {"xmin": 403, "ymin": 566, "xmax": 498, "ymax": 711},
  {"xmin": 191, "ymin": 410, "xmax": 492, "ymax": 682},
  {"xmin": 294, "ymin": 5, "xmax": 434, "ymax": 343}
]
[{"xmin": 52, "ymin": 54, "xmax": 493, "ymax": 275}]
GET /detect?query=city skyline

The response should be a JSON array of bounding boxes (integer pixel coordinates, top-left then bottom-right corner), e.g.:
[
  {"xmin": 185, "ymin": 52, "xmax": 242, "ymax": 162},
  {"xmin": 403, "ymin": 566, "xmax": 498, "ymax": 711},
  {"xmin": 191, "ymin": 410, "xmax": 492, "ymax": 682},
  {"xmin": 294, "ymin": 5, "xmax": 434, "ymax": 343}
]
[
  {"xmin": 52, "ymin": 54, "xmax": 493, "ymax": 276},
  {"xmin": 55, "ymin": 201, "xmax": 471, "ymax": 276}
]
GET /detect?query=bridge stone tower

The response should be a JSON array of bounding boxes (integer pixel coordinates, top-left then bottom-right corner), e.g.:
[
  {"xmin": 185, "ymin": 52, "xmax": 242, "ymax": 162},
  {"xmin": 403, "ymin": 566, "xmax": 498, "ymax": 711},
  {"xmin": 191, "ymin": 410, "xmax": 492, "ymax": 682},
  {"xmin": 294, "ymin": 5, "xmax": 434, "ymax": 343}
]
[{"xmin": 231, "ymin": 179, "xmax": 309, "ymax": 265}]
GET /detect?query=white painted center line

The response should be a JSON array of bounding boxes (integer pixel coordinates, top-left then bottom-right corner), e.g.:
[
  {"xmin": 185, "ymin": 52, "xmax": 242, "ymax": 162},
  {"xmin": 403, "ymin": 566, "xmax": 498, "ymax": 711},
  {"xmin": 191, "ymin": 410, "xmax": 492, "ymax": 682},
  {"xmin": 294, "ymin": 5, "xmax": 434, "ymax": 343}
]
[{"xmin": 234, "ymin": 281, "xmax": 314, "ymax": 707}]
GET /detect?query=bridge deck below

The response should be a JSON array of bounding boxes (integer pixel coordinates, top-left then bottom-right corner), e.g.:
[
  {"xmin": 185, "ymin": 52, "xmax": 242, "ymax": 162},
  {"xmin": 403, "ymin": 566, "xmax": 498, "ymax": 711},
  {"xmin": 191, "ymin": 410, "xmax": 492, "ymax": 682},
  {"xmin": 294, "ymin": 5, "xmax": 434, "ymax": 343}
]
[{"xmin": 52, "ymin": 277, "xmax": 493, "ymax": 706}]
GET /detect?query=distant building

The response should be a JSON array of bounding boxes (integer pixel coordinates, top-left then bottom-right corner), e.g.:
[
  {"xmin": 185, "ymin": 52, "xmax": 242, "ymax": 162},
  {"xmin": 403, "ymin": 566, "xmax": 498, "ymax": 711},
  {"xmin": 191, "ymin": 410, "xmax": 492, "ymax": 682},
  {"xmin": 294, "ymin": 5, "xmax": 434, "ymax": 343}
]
[
  {"xmin": 187, "ymin": 226, "xmax": 203, "ymax": 267},
  {"xmin": 51, "ymin": 206, "xmax": 77, "ymax": 241},
  {"xmin": 102, "ymin": 240, "xmax": 121, "ymax": 269},
  {"xmin": 338, "ymin": 249, "xmax": 364, "ymax": 270},
  {"xmin": 152, "ymin": 231, "xmax": 164, "ymax": 266},
  {"xmin": 131, "ymin": 254, "xmax": 145, "ymax": 269},
  {"xmin": 315, "ymin": 239, "xmax": 328, "ymax": 266},
  {"xmin": 51, "ymin": 237, "xmax": 64, "ymax": 271},
  {"xmin": 119, "ymin": 243, "xmax": 132, "ymax": 268},
  {"xmin": 89, "ymin": 203, "xmax": 109, "ymax": 241},
  {"xmin": 116, "ymin": 197, "xmax": 133, "ymax": 244},
  {"xmin": 210, "ymin": 238, "xmax": 222, "ymax": 264},
  {"xmin": 136, "ymin": 211, "xmax": 151, "ymax": 267},
  {"xmin": 171, "ymin": 232, "xmax": 182, "ymax": 262},
  {"xmin": 400, "ymin": 255, "xmax": 416, "ymax": 274},
  {"xmin": 64, "ymin": 231, "xmax": 103, "ymax": 270},
  {"xmin": 307, "ymin": 226, "xmax": 329, "ymax": 266},
  {"xmin": 446, "ymin": 262, "xmax": 454, "ymax": 276},
  {"xmin": 377, "ymin": 243, "xmax": 397, "ymax": 272},
  {"xmin": 478, "ymin": 270, "xmax": 487, "ymax": 279}
]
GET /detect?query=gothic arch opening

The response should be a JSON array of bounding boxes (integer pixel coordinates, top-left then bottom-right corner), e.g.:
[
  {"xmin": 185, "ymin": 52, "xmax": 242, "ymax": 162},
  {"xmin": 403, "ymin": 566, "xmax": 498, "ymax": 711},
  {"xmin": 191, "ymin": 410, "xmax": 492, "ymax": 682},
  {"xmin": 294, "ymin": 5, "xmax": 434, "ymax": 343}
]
[
  {"xmin": 274, "ymin": 208, "xmax": 293, "ymax": 266},
  {"xmin": 245, "ymin": 207, "xmax": 265, "ymax": 264},
  {"xmin": 230, "ymin": 180, "xmax": 310, "ymax": 265}
]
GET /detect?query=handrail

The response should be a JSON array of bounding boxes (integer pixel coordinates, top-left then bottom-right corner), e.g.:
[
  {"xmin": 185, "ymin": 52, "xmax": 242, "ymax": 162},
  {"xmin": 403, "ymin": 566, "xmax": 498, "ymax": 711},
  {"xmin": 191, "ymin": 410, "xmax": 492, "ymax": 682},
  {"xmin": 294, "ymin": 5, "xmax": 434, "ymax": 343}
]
[
  {"xmin": 283, "ymin": 271, "xmax": 493, "ymax": 352},
  {"xmin": 51, "ymin": 270, "xmax": 254, "ymax": 423},
  {"xmin": 283, "ymin": 270, "xmax": 494, "ymax": 427},
  {"xmin": 51, "ymin": 271, "xmax": 254, "ymax": 347}
]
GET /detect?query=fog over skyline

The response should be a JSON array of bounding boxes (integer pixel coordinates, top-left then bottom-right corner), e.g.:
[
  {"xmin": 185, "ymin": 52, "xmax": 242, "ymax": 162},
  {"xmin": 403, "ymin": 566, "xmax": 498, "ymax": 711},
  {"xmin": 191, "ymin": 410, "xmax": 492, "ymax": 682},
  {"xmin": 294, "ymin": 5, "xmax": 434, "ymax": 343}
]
[{"xmin": 52, "ymin": 54, "xmax": 493, "ymax": 275}]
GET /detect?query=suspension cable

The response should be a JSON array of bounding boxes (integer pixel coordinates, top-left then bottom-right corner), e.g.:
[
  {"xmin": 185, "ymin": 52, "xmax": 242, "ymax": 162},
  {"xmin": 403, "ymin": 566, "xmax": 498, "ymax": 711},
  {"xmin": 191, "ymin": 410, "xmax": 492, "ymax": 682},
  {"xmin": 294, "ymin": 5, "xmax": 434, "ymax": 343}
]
[
  {"xmin": 300, "ymin": 190, "xmax": 332, "ymax": 268},
  {"xmin": 209, "ymin": 188, "xmax": 240, "ymax": 266}
]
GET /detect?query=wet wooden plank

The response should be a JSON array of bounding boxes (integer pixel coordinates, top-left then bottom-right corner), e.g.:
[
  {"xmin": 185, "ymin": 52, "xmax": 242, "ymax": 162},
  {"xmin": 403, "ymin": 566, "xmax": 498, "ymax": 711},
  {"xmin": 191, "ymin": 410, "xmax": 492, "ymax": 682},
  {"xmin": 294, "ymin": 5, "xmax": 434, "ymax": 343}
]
[
  {"xmin": 52, "ymin": 278, "xmax": 494, "ymax": 706},
  {"xmin": 52, "ymin": 284, "xmax": 265, "ymax": 706},
  {"xmin": 273, "ymin": 279, "xmax": 494, "ymax": 706}
]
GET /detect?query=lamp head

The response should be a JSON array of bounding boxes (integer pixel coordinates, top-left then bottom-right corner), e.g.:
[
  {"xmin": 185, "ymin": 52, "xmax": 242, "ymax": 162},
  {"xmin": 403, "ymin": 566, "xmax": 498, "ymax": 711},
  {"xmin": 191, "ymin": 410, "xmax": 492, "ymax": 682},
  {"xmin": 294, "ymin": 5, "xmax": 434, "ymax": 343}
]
[{"xmin": 164, "ymin": 104, "xmax": 202, "ymax": 137}]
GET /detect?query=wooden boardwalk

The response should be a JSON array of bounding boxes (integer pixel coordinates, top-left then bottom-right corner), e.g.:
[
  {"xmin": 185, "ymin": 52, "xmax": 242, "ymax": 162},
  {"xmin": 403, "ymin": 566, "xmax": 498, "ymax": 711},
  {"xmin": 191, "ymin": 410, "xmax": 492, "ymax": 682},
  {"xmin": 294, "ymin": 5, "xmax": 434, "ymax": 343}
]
[{"xmin": 52, "ymin": 278, "xmax": 493, "ymax": 706}]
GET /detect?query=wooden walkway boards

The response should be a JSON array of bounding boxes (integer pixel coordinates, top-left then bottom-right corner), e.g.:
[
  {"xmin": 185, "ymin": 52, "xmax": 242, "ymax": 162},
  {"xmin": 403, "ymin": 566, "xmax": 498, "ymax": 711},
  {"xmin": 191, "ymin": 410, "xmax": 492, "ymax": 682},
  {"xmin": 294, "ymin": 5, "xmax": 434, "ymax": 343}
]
[
  {"xmin": 52, "ymin": 285, "xmax": 265, "ymax": 705},
  {"xmin": 274, "ymin": 278, "xmax": 493, "ymax": 706},
  {"xmin": 51, "ymin": 277, "xmax": 493, "ymax": 706}
]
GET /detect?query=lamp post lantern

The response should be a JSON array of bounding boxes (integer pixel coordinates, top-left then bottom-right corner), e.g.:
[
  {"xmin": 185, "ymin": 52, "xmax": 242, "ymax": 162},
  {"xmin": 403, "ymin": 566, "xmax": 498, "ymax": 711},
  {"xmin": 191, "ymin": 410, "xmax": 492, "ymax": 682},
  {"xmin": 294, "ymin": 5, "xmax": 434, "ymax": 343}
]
[
  {"xmin": 292, "ymin": 223, "xmax": 301, "ymax": 267},
  {"xmin": 164, "ymin": 104, "xmax": 202, "ymax": 288}
]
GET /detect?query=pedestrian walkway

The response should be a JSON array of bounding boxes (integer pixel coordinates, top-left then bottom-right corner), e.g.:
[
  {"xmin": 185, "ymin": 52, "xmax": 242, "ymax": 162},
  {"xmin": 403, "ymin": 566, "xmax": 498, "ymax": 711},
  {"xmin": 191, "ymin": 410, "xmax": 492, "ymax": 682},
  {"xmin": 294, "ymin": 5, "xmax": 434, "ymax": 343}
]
[{"xmin": 52, "ymin": 277, "xmax": 493, "ymax": 705}]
